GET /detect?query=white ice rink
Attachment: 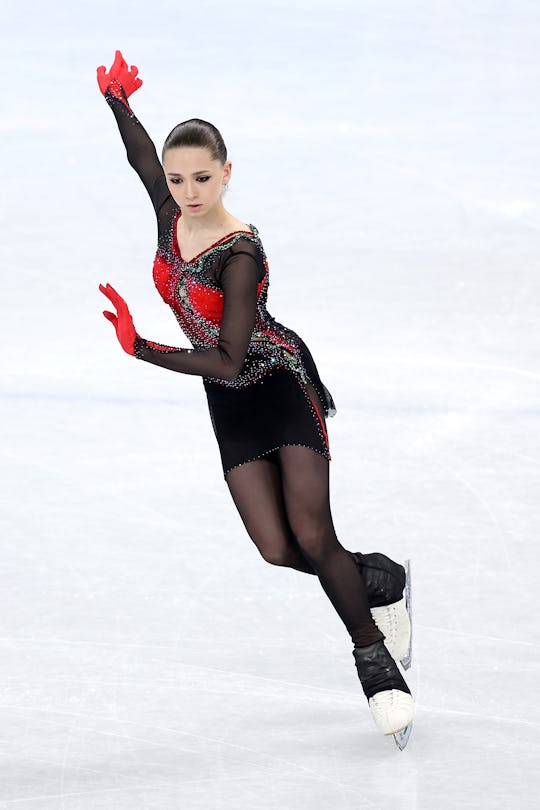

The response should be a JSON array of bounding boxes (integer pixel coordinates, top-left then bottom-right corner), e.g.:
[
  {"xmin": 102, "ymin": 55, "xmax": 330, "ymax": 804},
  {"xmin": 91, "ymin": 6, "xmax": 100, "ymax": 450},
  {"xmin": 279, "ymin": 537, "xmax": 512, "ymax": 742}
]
[{"xmin": 2, "ymin": 1, "xmax": 540, "ymax": 807}]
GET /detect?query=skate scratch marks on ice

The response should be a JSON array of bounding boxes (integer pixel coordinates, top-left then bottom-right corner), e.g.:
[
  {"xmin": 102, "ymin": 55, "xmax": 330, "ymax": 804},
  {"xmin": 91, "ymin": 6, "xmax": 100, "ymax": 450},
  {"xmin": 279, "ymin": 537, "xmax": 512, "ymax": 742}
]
[
  {"xmin": 447, "ymin": 468, "xmax": 511, "ymax": 580},
  {"xmin": 419, "ymin": 703, "xmax": 540, "ymax": 729},
  {"xmin": 420, "ymin": 625, "xmax": 539, "ymax": 649},
  {"xmin": 0, "ymin": 704, "xmax": 362, "ymax": 794}
]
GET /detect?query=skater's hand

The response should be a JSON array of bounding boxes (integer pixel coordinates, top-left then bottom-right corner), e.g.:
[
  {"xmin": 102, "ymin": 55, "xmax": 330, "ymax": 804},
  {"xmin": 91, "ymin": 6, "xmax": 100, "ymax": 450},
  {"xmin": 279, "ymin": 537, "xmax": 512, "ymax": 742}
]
[
  {"xmin": 96, "ymin": 50, "xmax": 143, "ymax": 98},
  {"xmin": 99, "ymin": 283, "xmax": 138, "ymax": 356}
]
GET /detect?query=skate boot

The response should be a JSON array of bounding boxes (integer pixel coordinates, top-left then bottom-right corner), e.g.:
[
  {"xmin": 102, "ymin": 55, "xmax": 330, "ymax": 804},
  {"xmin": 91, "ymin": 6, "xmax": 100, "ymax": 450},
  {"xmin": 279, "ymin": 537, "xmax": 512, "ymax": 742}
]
[
  {"xmin": 353, "ymin": 639, "xmax": 414, "ymax": 750},
  {"xmin": 353, "ymin": 553, "xmax": 412, "ymax": 669}
]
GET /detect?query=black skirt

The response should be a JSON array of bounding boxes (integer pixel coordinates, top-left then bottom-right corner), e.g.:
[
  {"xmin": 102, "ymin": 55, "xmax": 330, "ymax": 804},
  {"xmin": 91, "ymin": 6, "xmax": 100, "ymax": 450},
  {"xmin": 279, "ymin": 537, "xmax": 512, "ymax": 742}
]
[{"xmin": 203, "ymin": 361, "xmax": 333, "ymax": 477}]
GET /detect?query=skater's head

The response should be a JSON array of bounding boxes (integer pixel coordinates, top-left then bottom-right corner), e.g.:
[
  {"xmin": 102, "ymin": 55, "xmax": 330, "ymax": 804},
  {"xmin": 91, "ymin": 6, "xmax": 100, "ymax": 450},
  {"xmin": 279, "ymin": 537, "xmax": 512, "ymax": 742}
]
[{"xmin": 162, "ymin": 119, "xmax": 231, "ymax": 213}]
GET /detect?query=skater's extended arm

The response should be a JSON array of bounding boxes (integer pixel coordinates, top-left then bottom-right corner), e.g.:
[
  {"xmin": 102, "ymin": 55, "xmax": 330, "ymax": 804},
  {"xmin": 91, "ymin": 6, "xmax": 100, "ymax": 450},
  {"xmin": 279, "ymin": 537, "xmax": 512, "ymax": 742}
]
[
  {"xmin": 100, "ymin": 243, "xmax": 264, "ymax": 381},
  {"xmin": 97, "ymin": 50, "xmax": 169, "ymax": 216}
]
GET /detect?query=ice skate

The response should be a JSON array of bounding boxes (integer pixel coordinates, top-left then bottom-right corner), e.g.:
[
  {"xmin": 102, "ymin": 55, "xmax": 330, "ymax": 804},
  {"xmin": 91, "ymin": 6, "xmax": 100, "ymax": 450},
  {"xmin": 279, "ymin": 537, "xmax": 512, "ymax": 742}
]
[
  {"xmin": 352, "ymin": 639, "xmax": 414, "ymax": 750},
  {"xmin": 353, "ymin": 553, "xmax": 413, "ymax": 669}
]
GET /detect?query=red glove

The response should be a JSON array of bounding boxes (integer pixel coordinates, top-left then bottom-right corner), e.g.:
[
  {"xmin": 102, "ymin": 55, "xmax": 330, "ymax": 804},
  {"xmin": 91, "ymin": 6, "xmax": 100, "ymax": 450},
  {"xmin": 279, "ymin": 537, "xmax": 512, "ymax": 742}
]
[
  {"xmin": 96, "ymin": 50, "xmax": 142, "ymax": 110},
  {"xmin": 99, "ymin": 283, "xmax": 138, "ymax": 356}
]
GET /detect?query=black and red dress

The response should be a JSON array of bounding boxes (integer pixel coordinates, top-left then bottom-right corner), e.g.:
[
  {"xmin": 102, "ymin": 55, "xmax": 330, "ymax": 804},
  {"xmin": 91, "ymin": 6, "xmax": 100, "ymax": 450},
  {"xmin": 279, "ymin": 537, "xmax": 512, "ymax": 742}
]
[{"xmin": 104, "ymin": 84, "xmax": 336, "ymax": 476}]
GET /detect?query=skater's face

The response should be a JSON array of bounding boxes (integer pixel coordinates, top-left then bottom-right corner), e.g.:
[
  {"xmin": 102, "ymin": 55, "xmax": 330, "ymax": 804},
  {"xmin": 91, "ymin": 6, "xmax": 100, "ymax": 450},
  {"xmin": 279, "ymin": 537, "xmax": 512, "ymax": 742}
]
[{"xmin": 163, "ymin": 147, "xmax": 231, "ymax": 216}]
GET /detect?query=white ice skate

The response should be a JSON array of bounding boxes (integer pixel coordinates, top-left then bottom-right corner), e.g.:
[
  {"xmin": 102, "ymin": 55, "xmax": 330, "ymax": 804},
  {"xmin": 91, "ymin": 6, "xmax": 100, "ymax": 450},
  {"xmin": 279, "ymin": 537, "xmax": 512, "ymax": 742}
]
[
  {"xmin": 368, "ymin": 689, "xmax": 414, "ymax": 750},
  {"xmin": 352, "ymin": 637, "xmax": 414, "ymax": 751},
  {"xmin": 370, "ymin": 559, "xmax": 413, "ymax": 669}
]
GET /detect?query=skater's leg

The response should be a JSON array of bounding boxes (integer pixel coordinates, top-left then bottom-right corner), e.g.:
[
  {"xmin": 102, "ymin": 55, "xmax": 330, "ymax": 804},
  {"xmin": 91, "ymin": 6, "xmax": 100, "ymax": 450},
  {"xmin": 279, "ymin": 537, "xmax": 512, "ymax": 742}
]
[
  {"xmin": 225, "ymin": 456, "xmax": 317, "ymax": 574},
  {"xmin": 303, "ymin": 382, "xmax": 412, "ymax": 661},
  {"xmin": 273, "ymin": 445, "xmax": 413, "ymax": 739},
  {"xmin": 227, "ymin": 448, "xmax": 414, "ymax": 740},
  {"xmin": 276, "ymin": 444, "xmax": 383, "ymax": 647}
]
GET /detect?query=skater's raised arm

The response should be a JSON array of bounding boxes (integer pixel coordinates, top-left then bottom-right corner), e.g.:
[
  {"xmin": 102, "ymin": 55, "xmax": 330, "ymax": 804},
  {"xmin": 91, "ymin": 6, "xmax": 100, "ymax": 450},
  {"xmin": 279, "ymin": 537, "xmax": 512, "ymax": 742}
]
[
  {"xmin": 97, "ymin": 50, "xmax": 169, "ymax": 216},
  {"xmin": 99, "ymin": 240, "xmax": 265, "ymax": 381}
]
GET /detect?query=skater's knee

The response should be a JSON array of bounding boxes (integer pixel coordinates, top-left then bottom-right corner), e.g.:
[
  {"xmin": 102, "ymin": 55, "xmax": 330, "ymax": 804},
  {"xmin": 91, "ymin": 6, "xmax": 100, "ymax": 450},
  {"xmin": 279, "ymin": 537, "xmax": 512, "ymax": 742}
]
[
  {"xmin": 294, "ymin": 525, "xmax": 336, "ymax": 564},
  {"xmin": 258, "ymin": 543, "xmax": 292, "ymax": 567}
]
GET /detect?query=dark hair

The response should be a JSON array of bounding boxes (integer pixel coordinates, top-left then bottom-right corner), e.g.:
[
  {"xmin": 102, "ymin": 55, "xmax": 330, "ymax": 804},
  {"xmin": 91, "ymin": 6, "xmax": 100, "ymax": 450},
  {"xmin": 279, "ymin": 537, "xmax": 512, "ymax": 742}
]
[{"xmin": 162, "ymin": 118, "xmax": 227, "ymax": 164}]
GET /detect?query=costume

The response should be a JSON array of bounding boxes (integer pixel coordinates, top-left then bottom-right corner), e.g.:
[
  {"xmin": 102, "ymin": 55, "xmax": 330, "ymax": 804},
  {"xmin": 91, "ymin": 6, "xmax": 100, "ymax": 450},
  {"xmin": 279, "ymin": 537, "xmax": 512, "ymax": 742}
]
[{"xmin": 103, "ymin": 82, "xmax": 336, "ymax": 476}]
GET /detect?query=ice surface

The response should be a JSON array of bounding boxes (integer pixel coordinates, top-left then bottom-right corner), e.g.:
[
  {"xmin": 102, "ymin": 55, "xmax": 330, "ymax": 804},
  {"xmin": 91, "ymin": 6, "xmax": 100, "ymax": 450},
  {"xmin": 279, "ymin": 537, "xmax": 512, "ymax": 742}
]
[{"xmin": 1, "ymin": 1, "xmax": 540, "ymax": 808}]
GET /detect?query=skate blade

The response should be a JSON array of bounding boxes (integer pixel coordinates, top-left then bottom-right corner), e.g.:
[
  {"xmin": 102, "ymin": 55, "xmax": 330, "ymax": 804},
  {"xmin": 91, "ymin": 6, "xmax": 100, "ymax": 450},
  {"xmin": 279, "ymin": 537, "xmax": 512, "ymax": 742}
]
[
  {"xmin": 399, "ymin": 558, "xmax": 413, "ymax": 671},
  {"xmin": 392, "ymin": 722, "xmax": 413, "ymax": 751}
]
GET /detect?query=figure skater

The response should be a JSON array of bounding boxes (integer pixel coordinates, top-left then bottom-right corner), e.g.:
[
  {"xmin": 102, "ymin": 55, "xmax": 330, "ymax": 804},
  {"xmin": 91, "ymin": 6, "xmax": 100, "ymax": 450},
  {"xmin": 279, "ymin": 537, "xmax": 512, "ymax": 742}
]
[{"xmin": 96, "ymin": 50, "xmax": 414, "ymax": 747}]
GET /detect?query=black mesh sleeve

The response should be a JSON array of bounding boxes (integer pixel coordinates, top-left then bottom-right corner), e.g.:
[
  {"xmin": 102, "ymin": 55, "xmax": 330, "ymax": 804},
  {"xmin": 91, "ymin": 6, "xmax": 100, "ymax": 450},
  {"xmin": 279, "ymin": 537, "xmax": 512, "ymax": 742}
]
[
  {"xmin": 104, "ymin": 85, "xmax": 171, "ymax": 216},
  {"xmin": 134, "ymin": 241, "xmax": 265, "ymax": 379}
]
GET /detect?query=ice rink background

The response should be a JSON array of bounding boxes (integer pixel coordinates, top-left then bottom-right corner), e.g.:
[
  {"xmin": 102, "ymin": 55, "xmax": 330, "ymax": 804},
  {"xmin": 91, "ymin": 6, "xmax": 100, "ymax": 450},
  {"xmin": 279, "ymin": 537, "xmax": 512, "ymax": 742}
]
[{"xmin": 1, "ymin": 0, "xmax": 539, "ymax": 807}]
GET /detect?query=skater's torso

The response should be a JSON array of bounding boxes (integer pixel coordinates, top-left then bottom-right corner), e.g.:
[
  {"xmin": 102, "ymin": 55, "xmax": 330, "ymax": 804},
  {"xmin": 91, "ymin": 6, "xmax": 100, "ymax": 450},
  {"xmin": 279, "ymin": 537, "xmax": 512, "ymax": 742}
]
[{"xmin": 150, "ymin": 188, "xmax": 312, "ymax": 390}]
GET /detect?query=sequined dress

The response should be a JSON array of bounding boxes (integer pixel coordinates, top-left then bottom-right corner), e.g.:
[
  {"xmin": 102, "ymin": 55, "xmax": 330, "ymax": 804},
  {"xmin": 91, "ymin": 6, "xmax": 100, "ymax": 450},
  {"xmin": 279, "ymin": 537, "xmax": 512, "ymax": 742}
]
[{"xmin": 104, "ymin": 83, "xmax": 336, "ymax": 476}]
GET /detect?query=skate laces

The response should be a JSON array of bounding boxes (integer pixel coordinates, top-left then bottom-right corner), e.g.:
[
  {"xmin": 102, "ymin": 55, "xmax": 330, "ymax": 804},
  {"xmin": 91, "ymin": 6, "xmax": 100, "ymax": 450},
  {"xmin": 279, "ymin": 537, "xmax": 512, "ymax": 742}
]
[{"xmin": 370, "ymin": 688, "xmax": 410, "ymax": 708}]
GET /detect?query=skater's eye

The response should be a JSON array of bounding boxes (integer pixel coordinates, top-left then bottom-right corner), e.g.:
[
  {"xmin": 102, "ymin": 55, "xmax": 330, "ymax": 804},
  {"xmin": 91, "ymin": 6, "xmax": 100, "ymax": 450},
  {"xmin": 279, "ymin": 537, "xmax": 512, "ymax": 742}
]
[{"xmin": 169, "ymin": 176, "xmax": 210, "ymax": 185}]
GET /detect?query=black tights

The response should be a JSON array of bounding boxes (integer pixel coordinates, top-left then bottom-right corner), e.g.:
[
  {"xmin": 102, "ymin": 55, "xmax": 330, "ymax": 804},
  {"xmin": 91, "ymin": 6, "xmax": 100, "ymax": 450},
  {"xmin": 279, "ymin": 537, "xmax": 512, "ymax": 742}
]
[{"xmin": 226, "ymin": 445, "xmax": 383, "ymax": 647}]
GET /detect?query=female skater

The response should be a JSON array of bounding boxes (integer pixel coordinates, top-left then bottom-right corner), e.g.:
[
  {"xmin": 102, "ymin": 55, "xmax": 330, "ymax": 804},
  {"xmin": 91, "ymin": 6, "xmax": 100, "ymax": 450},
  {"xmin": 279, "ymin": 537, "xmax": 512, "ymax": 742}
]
[{"xmin": 96, "ymin": 50, "xmax": 414, "ymax": 747}]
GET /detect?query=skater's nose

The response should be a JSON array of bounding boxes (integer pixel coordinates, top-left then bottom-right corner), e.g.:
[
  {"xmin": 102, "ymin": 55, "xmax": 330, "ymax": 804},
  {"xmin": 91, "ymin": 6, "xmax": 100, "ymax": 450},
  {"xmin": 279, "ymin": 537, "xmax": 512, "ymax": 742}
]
[{"xmin": 185, "ymin": 181, "xmax": 198, "ymax": 200}]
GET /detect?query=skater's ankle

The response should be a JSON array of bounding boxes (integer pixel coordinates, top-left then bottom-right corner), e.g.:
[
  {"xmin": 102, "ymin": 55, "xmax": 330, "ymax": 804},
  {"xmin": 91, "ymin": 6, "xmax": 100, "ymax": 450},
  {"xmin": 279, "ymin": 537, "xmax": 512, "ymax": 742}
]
[
  {"xmin": 351, "ymin": 627, "xmax": 385, "ymax": 648},
  {"xmin": 352, "ymin": 641, "xmax": 412, "ymax": 698}
]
